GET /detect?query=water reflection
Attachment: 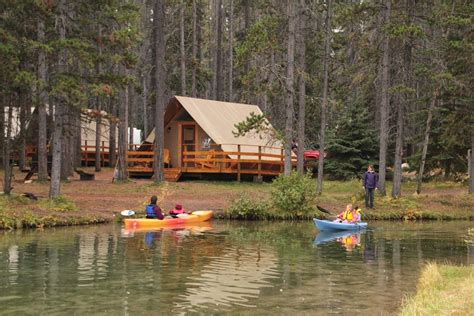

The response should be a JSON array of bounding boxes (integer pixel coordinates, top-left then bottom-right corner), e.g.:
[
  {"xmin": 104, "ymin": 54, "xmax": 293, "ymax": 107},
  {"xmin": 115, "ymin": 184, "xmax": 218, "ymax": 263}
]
[
  {"xmin": 0, "ymin": 221, "xmax": 472, "ymax": 315},
  {"xmin": 8, "ymin": 245, "xmax": 18, "ymax": 285},
  {"xmin": 314, "ymin": 230, "xmax": 361, "ymax": 247},
  {"xmin": 174, "ymin": 246, "xmax": 280, "ymax": 312}
]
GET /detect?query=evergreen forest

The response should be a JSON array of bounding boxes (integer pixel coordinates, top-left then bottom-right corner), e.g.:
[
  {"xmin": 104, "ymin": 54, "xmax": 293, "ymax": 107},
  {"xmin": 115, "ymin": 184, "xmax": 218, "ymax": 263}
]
[{"xmin": 1, "ymin": 0, "xmax": 473, "ymax": 198}]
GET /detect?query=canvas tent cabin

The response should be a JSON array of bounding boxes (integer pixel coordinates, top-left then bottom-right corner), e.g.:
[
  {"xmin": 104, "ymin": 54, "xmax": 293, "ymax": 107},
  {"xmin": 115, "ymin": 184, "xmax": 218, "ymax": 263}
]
[
  {"xmin": 3, "ymin": 106, "xmax": 52, "ymax": 165},
  {"xmin": 127, "ymin": 96, "xmax": 295, "ymax": 181},
  {"xmin": 4, "ymin": 106, "xmax": 118, "ymax": 170},
  {"xmin": 80, "ymin": 109, "xmax": 118, "ymax": 167}
]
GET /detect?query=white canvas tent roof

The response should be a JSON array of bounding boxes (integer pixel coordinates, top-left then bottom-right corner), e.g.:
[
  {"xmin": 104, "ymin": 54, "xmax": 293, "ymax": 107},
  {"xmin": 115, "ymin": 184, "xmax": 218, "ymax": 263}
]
[{"xmin": 146, "ymin": 96, "xmax": 285, "ymax": 160}]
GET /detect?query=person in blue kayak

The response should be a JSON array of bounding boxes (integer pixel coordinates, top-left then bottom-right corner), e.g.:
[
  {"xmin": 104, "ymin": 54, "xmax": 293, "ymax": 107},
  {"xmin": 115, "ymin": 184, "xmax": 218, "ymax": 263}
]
[
  {"xmin": 145, "ymin": 195, "xmax": 164, "ymax": 219},
  {"xmin": 363, "ymin": 164, "xmax": 379, "ymax": 209},
  {"xmin": 334, "ymin": 204, "xmax": 353, "ymax": 223},
  {"xmin": 334, "ymin": 204, "xmax": 361, "ymax": 223},
  {"xmin": 353, "ymin": 205, "xmax": 362, "ymax": 222}
]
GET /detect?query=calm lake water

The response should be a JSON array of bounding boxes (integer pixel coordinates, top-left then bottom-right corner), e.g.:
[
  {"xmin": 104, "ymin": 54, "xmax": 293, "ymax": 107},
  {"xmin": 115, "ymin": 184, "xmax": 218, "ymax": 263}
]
[{"xmin": 0, "ymin": 221, "xmax": 472, "ymax": 315}]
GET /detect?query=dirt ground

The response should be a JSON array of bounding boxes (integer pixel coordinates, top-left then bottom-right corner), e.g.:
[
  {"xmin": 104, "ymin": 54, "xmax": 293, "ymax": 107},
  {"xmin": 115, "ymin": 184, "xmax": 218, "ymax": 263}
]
[{"xmin": 2, "ymin": 167, "xmax": 269, "ymax": 221}]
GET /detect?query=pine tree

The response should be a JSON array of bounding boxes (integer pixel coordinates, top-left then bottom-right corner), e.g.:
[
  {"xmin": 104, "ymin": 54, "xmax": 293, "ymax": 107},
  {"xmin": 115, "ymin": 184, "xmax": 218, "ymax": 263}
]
[{"xmin": 325, "ymin": 104, "xmax": 378, "ymax": 180}]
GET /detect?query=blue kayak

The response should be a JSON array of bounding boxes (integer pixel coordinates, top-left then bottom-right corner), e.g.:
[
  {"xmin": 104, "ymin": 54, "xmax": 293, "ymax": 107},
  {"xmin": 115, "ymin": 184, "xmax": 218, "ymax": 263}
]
[{"xmin": 313, "ymin": 218, "xmax": 368, "ymax": 231}]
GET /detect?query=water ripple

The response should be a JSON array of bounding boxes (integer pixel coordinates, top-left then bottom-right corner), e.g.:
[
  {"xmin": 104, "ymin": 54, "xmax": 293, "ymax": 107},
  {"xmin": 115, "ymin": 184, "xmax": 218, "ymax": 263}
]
[{"xmin": 174, "ymin": 246, "xmax": 280, "ymax": 312}]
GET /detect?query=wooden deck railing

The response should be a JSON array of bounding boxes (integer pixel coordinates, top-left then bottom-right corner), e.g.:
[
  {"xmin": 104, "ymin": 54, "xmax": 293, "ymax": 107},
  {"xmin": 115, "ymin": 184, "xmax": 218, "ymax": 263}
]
[
  {"xmin": 180, "ymin": 144, "xmax": 296, "ymax": 181},
  {"xmin": 122, "ymin": 142, "xmax": 296, "ymax": 180}
]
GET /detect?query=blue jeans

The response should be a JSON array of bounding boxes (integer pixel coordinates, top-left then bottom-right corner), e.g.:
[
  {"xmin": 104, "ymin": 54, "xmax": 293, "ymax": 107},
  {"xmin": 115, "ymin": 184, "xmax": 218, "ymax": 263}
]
[{"xmin": 365, "ymin": 188, "xmax": 375, "ymax": 208}]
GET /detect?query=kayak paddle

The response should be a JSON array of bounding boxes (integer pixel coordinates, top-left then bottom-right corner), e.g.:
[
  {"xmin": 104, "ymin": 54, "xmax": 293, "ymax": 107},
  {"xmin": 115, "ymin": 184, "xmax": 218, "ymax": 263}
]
[
  {"xmin": 317, "ymin": 205, "xmax": 334, "ymax": 215},
  {"xmin": 121, "ymin": 210, "xmax": 136, "ymax": 216}
]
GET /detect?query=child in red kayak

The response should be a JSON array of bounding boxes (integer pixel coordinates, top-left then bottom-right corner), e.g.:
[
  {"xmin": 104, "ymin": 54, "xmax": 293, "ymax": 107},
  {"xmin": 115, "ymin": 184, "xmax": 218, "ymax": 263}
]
[{"xmin": 170, "ymin": 204, "xmax": 187, "ymax": 218}]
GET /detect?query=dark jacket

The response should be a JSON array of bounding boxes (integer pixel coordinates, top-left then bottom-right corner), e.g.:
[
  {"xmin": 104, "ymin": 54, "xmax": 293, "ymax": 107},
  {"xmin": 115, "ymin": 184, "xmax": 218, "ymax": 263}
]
[
  {"xmin": 363, "ymin": 171, "xmax": 379, "ymax": 189},
  {"xmin": 146, "ymin": 204, "xmax": 164, "ymax": 220}
]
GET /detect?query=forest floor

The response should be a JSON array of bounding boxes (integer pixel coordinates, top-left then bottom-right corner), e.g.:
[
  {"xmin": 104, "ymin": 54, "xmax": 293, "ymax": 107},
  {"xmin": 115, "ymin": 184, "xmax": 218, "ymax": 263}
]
[{"xmin": 0, "ymin": 167, "xmax": 473, "ymax": 229}]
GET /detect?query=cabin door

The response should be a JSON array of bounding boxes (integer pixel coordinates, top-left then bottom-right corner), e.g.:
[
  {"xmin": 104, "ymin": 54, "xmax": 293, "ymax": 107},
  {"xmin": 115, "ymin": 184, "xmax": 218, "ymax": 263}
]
[{"xmin": 181, "ymin": 124, "xmax": 196, "ymax": 167}]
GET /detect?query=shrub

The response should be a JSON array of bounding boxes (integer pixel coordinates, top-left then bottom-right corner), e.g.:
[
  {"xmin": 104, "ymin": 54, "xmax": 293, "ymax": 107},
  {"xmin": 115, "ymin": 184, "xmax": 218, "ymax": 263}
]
[
  {"xmin": 270, "ymin": 171, "xmax": 317, "ymax": 216},
  {"xmin": 226, "ymin": 195, "xmax": 270, "ymax": 220}
]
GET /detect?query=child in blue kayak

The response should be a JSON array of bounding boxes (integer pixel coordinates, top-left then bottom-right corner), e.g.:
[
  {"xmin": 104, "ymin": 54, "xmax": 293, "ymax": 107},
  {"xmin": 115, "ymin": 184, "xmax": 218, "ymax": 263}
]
[
  {"xmin": 353, "ymin": 205, "xmax": 362, "ymax": 222},
  {"xmin": 335, "ymin": 204, "xmax": 361, "ymax": 223},
  {"xmin": 334, "ymin": 204, "xmax": 352, "ymax": 223},
  {"xmin": 145, "ymin": 195, "xmax": 164, "ymax": 219}
]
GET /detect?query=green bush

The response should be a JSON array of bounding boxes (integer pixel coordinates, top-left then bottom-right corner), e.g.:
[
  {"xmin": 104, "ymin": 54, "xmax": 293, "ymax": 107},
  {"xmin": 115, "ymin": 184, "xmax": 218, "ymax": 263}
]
[
  {"xmin": 226, "ymin": 195, "xmax": 270, "ymax": 220},
  {"xmin": 270, "ymin": 171, "xmax": 317, "ymax": 216}
]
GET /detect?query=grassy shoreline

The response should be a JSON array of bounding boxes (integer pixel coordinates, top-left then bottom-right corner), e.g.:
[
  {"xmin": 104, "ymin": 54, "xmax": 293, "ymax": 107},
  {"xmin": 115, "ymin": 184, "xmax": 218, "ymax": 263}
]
[
  {"xmin": 399, "ymin": 262, "xmax": 474, "ymax": 315},
  {"xmin": 0, "ymin": 168, "xmax": 473, "ymax": 229}
]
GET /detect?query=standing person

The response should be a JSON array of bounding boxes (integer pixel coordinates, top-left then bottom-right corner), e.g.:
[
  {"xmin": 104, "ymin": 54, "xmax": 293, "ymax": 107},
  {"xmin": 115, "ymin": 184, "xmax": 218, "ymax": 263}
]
[
  {"xmin": 145, "ymin": 195, "xmax": 164, "ymax": 219},
  {"xmin": 363, "ymin": 165, "xmax": 379, "ymax": 209}
]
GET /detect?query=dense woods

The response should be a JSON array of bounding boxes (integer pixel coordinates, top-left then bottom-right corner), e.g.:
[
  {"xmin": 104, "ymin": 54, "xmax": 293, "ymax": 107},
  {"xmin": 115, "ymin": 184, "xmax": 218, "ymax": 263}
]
[{"xmin": 1, "ymin": 0, "xmax": 472, "ymax": 198}]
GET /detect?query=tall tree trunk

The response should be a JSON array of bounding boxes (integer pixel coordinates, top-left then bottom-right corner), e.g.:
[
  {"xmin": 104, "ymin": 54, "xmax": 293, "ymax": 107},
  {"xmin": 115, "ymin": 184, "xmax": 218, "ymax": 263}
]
[
  {"xmin": 153, "ymin": 0, "xmax": 166, "ymax": 182},
  {"xmin": 215, "ymin": 0, "xmax": 223, "ymax": 100},
  {"xmin": 60, "ymin": 110, "xmax": 70, "ymax": 180},
  {"xmin": 228, "ymin": 0, "xmax": 234, "ymax": 101},
  {"xmin": 416, "ymin": 91, "xmax": 437, "ymax": 194},
  {"xmin": 469, "ymin": 130, "xmax": 474, "ymax": 194},
  {"xmin": 391, "ymin": 95, "xmax": 404, "ymax": 198},
  {"xmin": 95, "ymin": 115, "xmax": 102, "ymax": 171},
  {"xmin": 50, "ymin": 0, "xmax": 67, "ymax": 198},
  {"xmin": 392, "ymin": 0, "xmax": 413, "ymax": 198},
  {"xmin": 197, "ymin": 2, "xmax": 203, "ymax": 97},
  {"xmin": 180, "ymin": 0, "xmax": 186, "ymax": 95},
  {"xmin": 296, "ymin": 0, "xmax": 306, "ymax": 175},
  {"xmin": 378, "ymin": 0, "xmax": 391, "ymax": 197},
  {"xmin": 72, "ymin": 111, "xmax": 81, "ymax": 168},
  {"xmin": 109, "ymin": 97, "xmax": 117, "ymax": 168},
  {"xmin": 117, "ymin": 71, "xmax": 129, "ymax": 181},
  {"xmin": 50, "ymin": 103, "xmax": 62, "ymax": 198},
  {"xmin": 95, "ymin": 26, "xmax": 103, "ymax": 172},
  {"xmin": 210, "ymin": 0, "xmax": 217, "ymax": 100},
  {"xmin": 60, "ymin": 108, "xmax": 75, "ymax": 180},
  {"xmin": 191, "ymin": 0, "xmax": 197, "ymax": 97},
  {"xmin": 243, "ymin": 0, "xmax": 251, "ymax": 76},
  {"xmin": 37, "ymin": 18, "xmax": 48, "ymax": 181},
  {"xmin": 129, "ymin": 83, "xmax": 134, "ymax": 145},
  {"xmin": 3, "ymin": 103, "xmax": 13, "ymax": 194},
  {"xmin": 0, "ymin": 97, "xmax": 4, "ymax": 167},
  {"xmin": 317, "ymin": 0, "xmax": 332, "ymax": 194},
  {"xmin": 19, "ymin": 93, "xmax": 27, "ymax": 171},
  {"xmin": 142, "ymin": 74, "xmax": 148, "ymax": 137},
  {"xmin": 284, "ymin": 0, "xmax": 296, "ymax": 176}
]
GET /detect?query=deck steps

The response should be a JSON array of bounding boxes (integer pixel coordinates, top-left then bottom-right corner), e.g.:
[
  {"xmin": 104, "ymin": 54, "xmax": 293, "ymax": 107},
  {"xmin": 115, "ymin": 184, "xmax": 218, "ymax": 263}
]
[
  {"xmin": 127, "ymin": 167, "xmax": 182, "ymax": 182},
  {"xmin": 164, "ymin": 168, "xmax": 182, "ymax": 182}
]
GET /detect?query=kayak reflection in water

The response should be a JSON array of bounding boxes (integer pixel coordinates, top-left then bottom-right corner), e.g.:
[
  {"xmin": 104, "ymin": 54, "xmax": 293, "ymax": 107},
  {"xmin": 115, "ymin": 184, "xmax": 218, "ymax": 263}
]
[
  {"xmin": 337, "ymin": 233, "xmax": 361, "ymax": 252},
  {"xmin": 314, "ymin": 230, "xmax": 362, "ymax": 252},
  {"xmin": 145, "ymin": 231, "xmax": 162, "ymax": 248}
]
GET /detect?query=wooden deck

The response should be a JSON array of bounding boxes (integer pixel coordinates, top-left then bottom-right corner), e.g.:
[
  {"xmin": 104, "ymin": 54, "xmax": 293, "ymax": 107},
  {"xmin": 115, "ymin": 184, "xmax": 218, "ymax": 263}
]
[
  {"xmin": 22, "ymin": 143, "xmax": 294, "ymax": 182},
  {"xmin": 81, "ymin": 141, "xmax": 113, "ymax": 167},
  {"xmin": 126, "ymin": 144, "xmax": 295, "ymax": 181}
]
